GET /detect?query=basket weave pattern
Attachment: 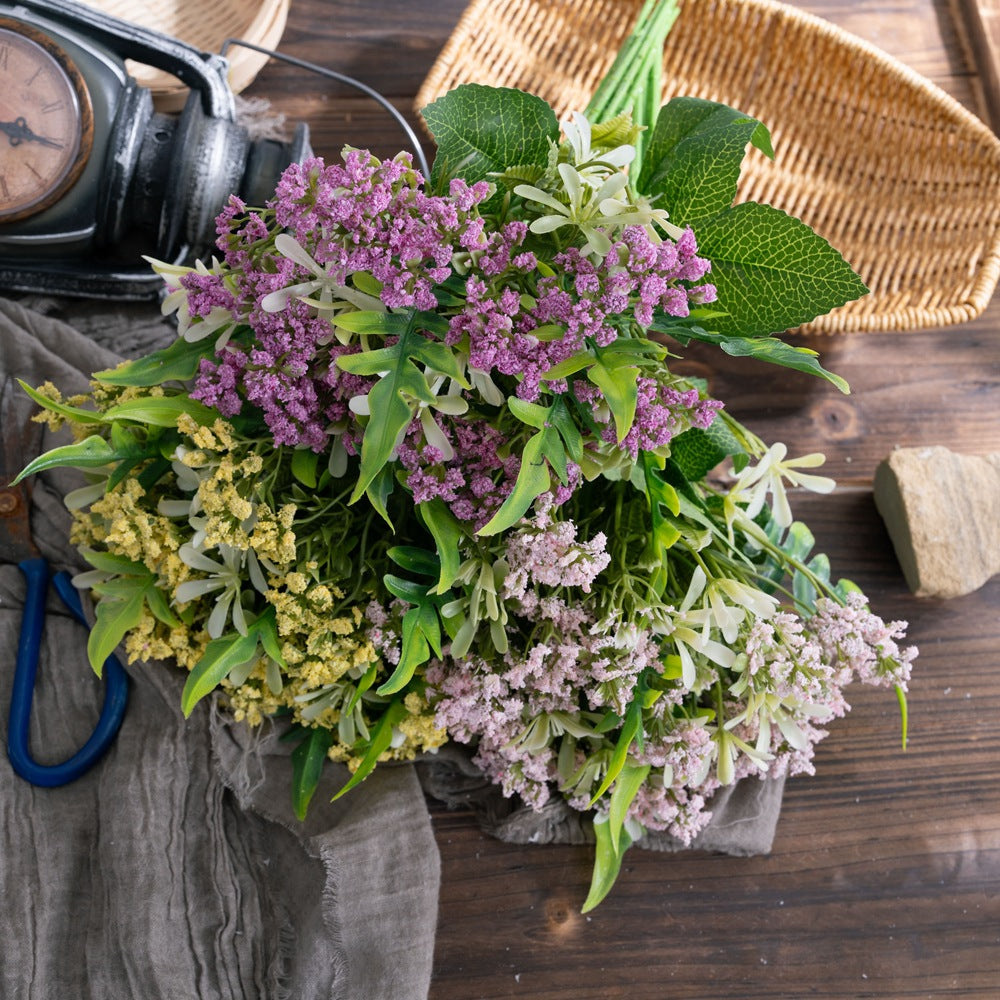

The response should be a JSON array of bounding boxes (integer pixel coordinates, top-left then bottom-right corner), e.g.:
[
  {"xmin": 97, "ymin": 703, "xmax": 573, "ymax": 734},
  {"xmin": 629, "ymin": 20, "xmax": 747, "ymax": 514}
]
[{"xmin": 417, "ymin": 0, "xmax": 1000, "ymax": 333}]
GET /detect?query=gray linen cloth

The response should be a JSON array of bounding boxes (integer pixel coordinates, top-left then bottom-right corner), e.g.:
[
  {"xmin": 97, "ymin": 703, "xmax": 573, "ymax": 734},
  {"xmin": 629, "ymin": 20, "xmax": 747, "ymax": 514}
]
[
  {"xmin": 0, "ymin": 296, "xmax": 785, "ymax": 997},
  {"xmin": 0, "ymin": 299, "xmax": 439, "ymax": 1000}
]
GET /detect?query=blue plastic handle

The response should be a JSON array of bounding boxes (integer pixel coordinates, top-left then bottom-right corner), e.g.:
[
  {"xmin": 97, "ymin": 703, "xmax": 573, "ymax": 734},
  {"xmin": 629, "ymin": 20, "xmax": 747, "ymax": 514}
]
[{"xmin": 7, "ymin": 557, "xmax": 129, "ymax": 787}]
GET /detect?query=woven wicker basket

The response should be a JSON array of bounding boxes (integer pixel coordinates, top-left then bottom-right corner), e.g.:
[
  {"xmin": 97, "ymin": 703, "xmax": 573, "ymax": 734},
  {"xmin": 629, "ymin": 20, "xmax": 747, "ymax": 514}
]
[
  {"xmin": 88, "ymin": 0, "xmax": 289, "ymax": 112},
  {"xmin": 416, "ymin": 0, "xmax": 1000, "ymax": 333}
]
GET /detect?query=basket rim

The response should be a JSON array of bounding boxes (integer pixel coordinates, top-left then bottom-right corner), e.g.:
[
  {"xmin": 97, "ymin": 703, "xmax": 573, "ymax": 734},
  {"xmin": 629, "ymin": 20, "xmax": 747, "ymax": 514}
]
[{"xmin": 415, "ymin": 0, "xmax": 1000, "ymax": 333}]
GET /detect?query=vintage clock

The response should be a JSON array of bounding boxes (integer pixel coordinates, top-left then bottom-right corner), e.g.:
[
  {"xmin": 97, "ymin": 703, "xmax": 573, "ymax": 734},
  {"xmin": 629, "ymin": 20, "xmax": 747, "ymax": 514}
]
[{"xmin": 0, "ymin": 17, "xmax": 95, "ymax": 222}]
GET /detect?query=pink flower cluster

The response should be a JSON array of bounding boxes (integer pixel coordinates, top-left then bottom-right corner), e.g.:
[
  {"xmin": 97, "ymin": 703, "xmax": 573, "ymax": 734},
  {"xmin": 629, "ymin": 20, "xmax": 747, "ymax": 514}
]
[
  {"xmin": 184, "ymin": 152, "xmax": 489, "ymax": 449},
  {"xmin": 448, "ymin": 223, "xmax": 716, "ymax": 406}
]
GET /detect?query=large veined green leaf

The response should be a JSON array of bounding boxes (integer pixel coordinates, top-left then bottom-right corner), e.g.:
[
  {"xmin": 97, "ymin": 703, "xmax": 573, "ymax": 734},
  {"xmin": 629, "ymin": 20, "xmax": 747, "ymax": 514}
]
[
  {"xmin": 638, "ymin": 96, "xmax": 773, "ymax": 223},
  {"xmin": 669, "ymin": 421, "xmax": 746, "ymax": 481},
  {"xmin": 692, "ymin": 202, "xmax": 868, "ymax": 338},
  {"xmin": 422, "ymin": 84, "xmax": 559, "ymax": 205}
]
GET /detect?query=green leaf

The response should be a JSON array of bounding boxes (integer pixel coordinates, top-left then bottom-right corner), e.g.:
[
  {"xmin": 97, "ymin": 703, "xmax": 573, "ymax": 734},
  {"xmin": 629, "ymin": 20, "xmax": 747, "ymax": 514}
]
[
  {"xmin": 346, "ymin": 319, "xmax": 469, "ymax": 504},
  {"xmin": 548, "ymin": 397, "xmax": 584, "ymax": 465},
  {"xmin": 95, "ymin": 336, "xmax": 217, "ymax": 387},
  {"xmin": 351, "ymin": 362, "xmax": 425, "ymax": 503},
  {"xmin": 542, "ymin": 352, "xmax": 595, "ymax": 381},
  {"xmin": 291, "ymin": 448, "xmax": 320, "ymax": 488},
  {"xmin": 105, "ymin": 395, "xmax": 217, "ymax": 427},
  {"xmin": 422, "ymin": 84, "xmax": 559, "ymax": 206},
  {"xmin": 689, "ymin": 202, "xmax": 868, "ymax": 338},
  {"xmin": 291, "ymin": 727, "xmax": 334, "ymax": 820},
  {"xmin": 253, "ymin": 607, "xmax": 287, "ymax": 668},
  {"xmin": 589, "ymin": 701, "xmax": 641, "ymax": 806},
  {"xmin": 661, "ymin": 323, "xmax": 851, "ymax": 394},
  {"xmin": 588, "ymin": 361, "xmax": 638, "ymax": 443},
  {"xmin": 638, "ymin": 96, "xmax": 773, "ymax": 222},
  {"xmin": 418, "ymin": 499, "xmax": 463, "ymax": 593},
  {"xmin": 896, "ymin": 684, "xmax": 908, "ymax": 751},
  {"xmin": 507, "ymin": 396, "xmax": 550, "ymax": 430},
  {"xmin": 376, "ymin": 603, "xmax": 438, "ymax": 695},
  {"xmin": 11, "ymin": 435, "xmax": 119, "ymax": 484},
  {"xmin": 16, "ymin": 379, "xmax": 106, "ymax": 424},
  {"xmin": 181, "ymin": 630, "xmax": 259, "ymax": 717},
  {"xmin": 581, "ymin": 813, "xmax": 634, "ymax": 914},
  {"xmin": 383, "ymin": 574, "xmax": 430, "ymax": 603},
  {"xmin": 642, "ymin": 454, "xmax": 683, "ymax": 595},
  {"xmin": 331, "ymin": 310, "xmax": 400, "ymax": 337},
  {"xmin": 331, "ymin": 699, "xmax": 409, "ymax": 801},
  {"xmin": 669, "ymin": 421, "xmax": 745, "ymax": 481},
  {"xmin": 608, "ymin": 763, "xmax": 650, "ymax": 855},
  {"xmin": 87, "ymin": 585, "xmax": 146, "ymax": 675},
  {"xmin": 388, "ymin": 545, "xmax": 441, "ymax": 578},
  {"xmin": 477, "ymin": 429, "xmax": 551, "ymax": 536}
]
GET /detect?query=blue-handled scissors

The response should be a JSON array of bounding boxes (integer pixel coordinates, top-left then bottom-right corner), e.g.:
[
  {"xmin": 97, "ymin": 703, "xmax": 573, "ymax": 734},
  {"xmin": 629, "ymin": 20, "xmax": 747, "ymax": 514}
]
[{"xmin": 1, "ymin": 377, "xmax": 128, "ymax": 786}]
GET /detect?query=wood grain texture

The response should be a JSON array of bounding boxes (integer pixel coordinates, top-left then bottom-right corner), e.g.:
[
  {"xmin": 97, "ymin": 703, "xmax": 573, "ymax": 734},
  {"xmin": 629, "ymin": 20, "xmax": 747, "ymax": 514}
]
[
  {"xmin": 950, "ymin": 0, "xmax": 1000, "ymax": 129},
  {"xmin": 242, "ymin": 2, "xmax": 1000, "ymax": 996}
]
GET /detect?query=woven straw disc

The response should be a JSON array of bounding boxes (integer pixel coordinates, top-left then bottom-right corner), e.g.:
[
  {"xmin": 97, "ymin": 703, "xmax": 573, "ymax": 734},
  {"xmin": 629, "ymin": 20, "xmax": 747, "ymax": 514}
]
[
  {"xmin": 87, "ymin": 0, "xmax": 290, "ymax": 111},
  {"xmin": 417, "ymin": 0, "xmax": 1000, "ymax": 333}
]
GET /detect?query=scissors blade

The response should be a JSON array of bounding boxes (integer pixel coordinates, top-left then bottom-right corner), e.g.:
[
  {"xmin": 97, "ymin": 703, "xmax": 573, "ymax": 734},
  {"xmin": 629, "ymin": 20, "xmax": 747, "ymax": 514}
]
[{"xmin": 0, "ymin": 377, "xmax": 41, "ymax": 564}]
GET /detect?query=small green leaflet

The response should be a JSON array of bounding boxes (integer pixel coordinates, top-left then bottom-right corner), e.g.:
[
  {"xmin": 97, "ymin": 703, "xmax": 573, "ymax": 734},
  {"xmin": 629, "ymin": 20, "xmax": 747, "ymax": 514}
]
[
  {"xmin": 589, "ymin": 699, "xmax": 642, "ymax": 806},
  {"xmin": 104, "ymin": 395, "xmax": 217, "ymax": 427},
  {"xmin": 291, "ymin": 727, "xmax": 334, "ymax": 821},
  {"xmin": 642, "ymin": 453, "xmax": 682, "ymax": 595},
  {"xmin": 422, "ymin": 84, "xmax": 559, "ymax": 207},
  {"xmin": 638, "ymin": 96, "xmax": 773, "ymax": 223},
  {"xmin": 587, "ymin": 362, "xmax": 637, "ymax": 443},
  {"xmin": 12, "ymin": 435, "xmax": 122, "ymax": 485},
  {"xmin": 84, "ymin": 556, "xmax": 180, "ymax": 676},
  {"xmin": 477, "ymin": 427, "xmax": 556, "ymax": 536},
  {"xmin": 331, "ymin": 699, "xmax": 408, "ymax": 801},
  {"xmin": 608, "ymin": 763, "xmax": 650, "ymax": 856},
  {"xmin": 337, "ymin": 316, "xmax": 469, "ymax": 505},
  {"xmin": 582, "ymin": 814, "xmax": 635, "ymax": 914},
  {"xmin": 181, "ymin": 608, "xmax": 286, "ymax": 716},
  {"xmin": 291, "ymin": 448, "xmax": 320, "ymax": 488},
  {"xmin": 688, "ymin": 202, "xmax": 868, "ymax": 339},
  {"xmin": 654, "ymin": 320, "xmax": 850, "ymax": 394},
  {"xmin": 17, "ymin": 379, "xmax": 104, "ymax": 424},
  {"xmin": 417, "ymin": 499, "xmax": 463, "ymax": 593}
]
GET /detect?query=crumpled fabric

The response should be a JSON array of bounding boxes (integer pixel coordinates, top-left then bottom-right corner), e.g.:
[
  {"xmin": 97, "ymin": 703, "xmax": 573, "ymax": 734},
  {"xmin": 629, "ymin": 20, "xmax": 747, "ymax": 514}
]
[{"xmin": 0, "ymin": 299, "xmax": 439, "ymax": 1000}]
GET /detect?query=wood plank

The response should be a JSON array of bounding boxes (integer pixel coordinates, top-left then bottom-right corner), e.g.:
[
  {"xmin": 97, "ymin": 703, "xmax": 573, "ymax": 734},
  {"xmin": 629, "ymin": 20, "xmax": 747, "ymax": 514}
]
[{"xmin": 950, "ymin": 0, "xmax": 1000, "ymax": 130}]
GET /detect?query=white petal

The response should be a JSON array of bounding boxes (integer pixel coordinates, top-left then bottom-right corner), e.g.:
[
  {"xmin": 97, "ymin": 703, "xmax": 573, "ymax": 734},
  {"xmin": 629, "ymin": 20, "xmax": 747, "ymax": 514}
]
[{"xmin": 274, "ymin": 233, "xmax": 323, "ymax": 276}]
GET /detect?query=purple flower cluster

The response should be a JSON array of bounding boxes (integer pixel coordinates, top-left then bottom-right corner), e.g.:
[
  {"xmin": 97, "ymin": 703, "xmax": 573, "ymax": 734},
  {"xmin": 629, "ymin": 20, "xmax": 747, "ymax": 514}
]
[
  {"xmin": 182, "ymin": 152, "xmax": 489, "ymax": 449},
  {"xmin": 396, "ymin": 416, "xmax": 521, "ymax": 528},
  {"xmin": 447, "ymin": 224, "xmax": 716, "ymax": 404}
]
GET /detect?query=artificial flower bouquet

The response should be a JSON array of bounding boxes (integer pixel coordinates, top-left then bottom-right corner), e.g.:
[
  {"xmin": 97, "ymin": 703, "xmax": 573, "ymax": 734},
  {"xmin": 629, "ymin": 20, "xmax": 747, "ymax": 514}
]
[{"xmin": 17, "ymin": 0, "xmax": 915, "ymax": 909}]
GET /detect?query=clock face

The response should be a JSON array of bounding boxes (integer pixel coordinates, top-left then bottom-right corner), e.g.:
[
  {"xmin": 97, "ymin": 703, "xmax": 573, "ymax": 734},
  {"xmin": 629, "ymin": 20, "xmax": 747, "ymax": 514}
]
[{"xmin": 0, "ymin": 19, "xmax": 94, "ymax": 222}]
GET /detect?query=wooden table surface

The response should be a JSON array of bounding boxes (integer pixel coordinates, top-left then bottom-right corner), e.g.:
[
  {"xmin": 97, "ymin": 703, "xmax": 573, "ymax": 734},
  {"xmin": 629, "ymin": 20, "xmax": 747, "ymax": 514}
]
[{"xmin": 247, "ymin": 2, "xmax": 1000, "ymax": 996}]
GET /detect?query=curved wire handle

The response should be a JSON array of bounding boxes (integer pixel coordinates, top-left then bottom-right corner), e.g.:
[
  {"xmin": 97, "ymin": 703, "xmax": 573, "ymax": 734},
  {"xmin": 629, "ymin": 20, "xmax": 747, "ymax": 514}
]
[{"xmin": 220, "ymin": 38, "xmax": 432, "ymax": 179}]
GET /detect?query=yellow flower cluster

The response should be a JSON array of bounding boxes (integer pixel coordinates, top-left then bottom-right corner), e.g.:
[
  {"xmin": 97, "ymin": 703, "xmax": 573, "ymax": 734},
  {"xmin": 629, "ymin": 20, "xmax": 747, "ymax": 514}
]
[
  {"xmin": 122, "ymin": 609, "xmax": 210, "ymax": 671},
  {"xmin": 72, "ymin": 478, "xmax": 190, "ymax": 590},
  {"xmin": 222, "ymin": 578, "xmax": 445, "ymax": 764}
]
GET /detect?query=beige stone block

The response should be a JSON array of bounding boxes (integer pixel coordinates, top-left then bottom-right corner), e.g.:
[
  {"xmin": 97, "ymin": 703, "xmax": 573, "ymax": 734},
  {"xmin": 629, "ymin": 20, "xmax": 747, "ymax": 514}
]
[{"xmin": 873, "ymin": 446, "xmax": 1000, "ymax": 598}]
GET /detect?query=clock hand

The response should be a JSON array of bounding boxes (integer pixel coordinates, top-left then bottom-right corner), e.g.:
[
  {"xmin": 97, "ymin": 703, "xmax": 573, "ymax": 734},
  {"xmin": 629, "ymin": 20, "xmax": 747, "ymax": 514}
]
[{"xmin": 1, "ymin": 116, "xmax": 64, "ymax": 150}]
